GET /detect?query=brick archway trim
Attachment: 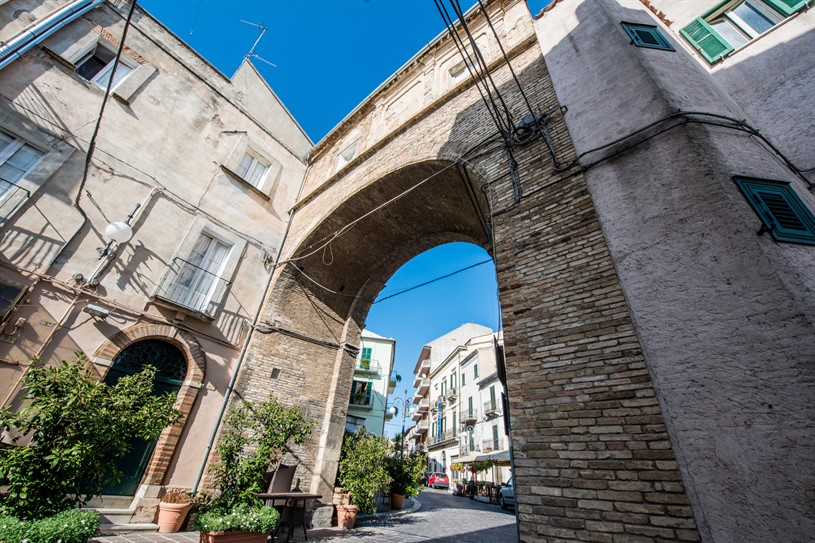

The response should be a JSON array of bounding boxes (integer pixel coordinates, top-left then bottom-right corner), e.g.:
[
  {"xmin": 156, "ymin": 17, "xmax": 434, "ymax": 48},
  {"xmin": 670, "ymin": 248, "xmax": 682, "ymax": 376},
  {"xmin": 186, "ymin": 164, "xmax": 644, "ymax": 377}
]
[{"xmin": 92, "ymin": 323, "xmax": 207, "ymax": 489}]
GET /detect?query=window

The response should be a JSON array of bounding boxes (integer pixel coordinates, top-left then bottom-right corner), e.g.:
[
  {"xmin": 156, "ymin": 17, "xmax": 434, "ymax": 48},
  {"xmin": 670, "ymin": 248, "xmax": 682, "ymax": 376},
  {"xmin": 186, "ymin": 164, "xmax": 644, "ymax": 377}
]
[
  {"xmin": 473, "ymin": 364, "xmax": 478, "ymax": 378},
  {"xmin": 350, "ymin": 380, "xmax": 373, "ymax": 406},
  {"xmin": 492, "ymin": 425, "xmax": 500, "ymax": 450},
  {"xmin": 449, "ymin": 59, "xmax": 475, "ymax": 84},
  {"xmin": 468, "ymin": 397, "xmax": 473, "ymax": 417},
  {"xmin": 360, "ymin": 347, "xmax": 373, "ymax": 369},
  {"xmin": 0, "ymin": 129, "xmax": 43, "ymax": 219},
  {"xmin": 620, "ymin": 22, "xmax": 675, "ymax": 51},
  {"xmin": 681, "ymin": 0, "xmax": 807, "ymax": 63},
  {"xmin": 461, "ymin": 372, "xmax": 466, "ymax": 386},
  {"xmin": 155, "ymin": 233, "xmax": 231, "ymax": 318},
  {"xmin": 0, "ymin": 280, "xmax": 25, "ymax": 324},
  {"xmin": 468, "ymin": 428, "xmax": 474, "ymax": 451},
  {"xmin": 451, "ymin": 373, "xmax": 456, "ymax": 389},
  {"xmin": 75, "ymin": 44, "xmax": 134, "ymax": 90},
  {"xmin": 734, "ymin": 176, "xmax": 815, "ymax": 245},
  {"xmin": 235, "ymin": 152, "xmax": 270, "ymax": 190}
]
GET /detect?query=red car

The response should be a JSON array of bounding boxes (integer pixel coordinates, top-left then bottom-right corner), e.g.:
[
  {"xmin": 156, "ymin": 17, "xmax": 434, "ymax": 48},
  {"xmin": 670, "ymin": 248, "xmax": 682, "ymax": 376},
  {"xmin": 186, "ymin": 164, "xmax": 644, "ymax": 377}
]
[{"xmin": 427, "ymin": 472, "xmax": 449, "ymax": 489}]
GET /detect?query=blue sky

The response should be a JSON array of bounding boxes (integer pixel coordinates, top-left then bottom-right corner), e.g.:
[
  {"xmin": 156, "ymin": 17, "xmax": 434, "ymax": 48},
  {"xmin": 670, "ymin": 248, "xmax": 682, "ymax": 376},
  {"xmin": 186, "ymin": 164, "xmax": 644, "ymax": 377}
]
[{"xmin": 136, "ymin": 0, "xmax": 551, "ymax": 438}]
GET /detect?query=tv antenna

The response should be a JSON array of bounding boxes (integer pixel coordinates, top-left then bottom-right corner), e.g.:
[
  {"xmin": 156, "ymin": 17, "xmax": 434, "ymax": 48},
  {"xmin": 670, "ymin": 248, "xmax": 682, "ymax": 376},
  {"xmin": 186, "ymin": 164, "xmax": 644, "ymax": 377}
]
[{"xmin": 240, "ymin": 20, "xmax": 277, "ymax": 68}]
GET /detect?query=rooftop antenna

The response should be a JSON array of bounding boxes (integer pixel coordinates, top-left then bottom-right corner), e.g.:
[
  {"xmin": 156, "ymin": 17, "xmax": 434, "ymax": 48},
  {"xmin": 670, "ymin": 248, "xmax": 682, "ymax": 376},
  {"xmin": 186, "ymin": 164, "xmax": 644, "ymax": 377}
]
[{"xmin": 240, "ymin": 20, "xmax": 277, "ymax": 68}]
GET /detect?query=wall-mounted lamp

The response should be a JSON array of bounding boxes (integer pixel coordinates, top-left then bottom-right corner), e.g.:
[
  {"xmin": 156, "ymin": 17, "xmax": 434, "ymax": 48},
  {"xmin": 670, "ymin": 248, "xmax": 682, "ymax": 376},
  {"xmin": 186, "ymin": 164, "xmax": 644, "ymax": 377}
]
[
  {"xmin": 83, "ymin": 304, "xmax": 110, "ymax": 318},
  {"xmin": 98, "ymin": 204, "xmax": 140, "ymax": 258}
]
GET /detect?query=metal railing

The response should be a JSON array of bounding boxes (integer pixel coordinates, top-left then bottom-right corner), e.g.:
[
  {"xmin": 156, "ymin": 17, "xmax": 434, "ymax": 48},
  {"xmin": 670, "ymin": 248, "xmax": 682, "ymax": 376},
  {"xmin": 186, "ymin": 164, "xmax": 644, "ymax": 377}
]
[
  {"xmin": 154, "ymin": 258, "xmax": 230, "ymax": 319},
  {"xmin": 460, "ymin": 408, "xmax": 478, "ymax": 424},
  {"xmin": 349, "ymin": 394, "xmax": 373, "ymax": 408},
  {"xmin": 416, "ymin": 420, "xmax": 429, "ymax": 432},
  {"xmin": 0, "ymin": 179, "xmax": 30, "ymax": 224},
  {"xmin": 354, "ymin": 359, "xmax": 381, "ymax": 374},
  {"xmin": 482, "ymin": 437, "xmax": 503, "ymax": 452},
  {"xmin": 483, "ymin": 399, "xmax": 502, "ymax": 418}
]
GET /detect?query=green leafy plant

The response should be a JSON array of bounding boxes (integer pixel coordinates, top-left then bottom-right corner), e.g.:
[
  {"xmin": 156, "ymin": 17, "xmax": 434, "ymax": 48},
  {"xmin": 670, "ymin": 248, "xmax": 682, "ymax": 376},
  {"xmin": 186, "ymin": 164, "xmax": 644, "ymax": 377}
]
[
  {"xmin": 0, "ymin": 509, "xmax": 100, "ymax": 543},
  {"xmin": 192, "ymin": 503, "xmax": 280, "ymax": 533},
  {"xmin": 203, "ymin": 395, "xmax": 315, "ymax": 514},
  {"xmin": 0, "ymin": 356, "xmax": 181, "ymax": 520},
  {"xmin": 337, "ymin": 428, "xmax": 391, "ymax": 514},
  {"xmin": 386, "ymin": 450, "xmax": 425, "ymax": 497}
]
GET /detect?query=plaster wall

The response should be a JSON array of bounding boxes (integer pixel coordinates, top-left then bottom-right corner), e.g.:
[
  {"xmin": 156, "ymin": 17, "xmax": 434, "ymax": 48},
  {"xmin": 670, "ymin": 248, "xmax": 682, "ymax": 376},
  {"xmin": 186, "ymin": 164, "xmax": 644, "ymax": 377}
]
[
  {"xmin": 535, "ymin": 1, "xmax": 815, "ymax": 541},
  {"xmin": 0, "ymin": 0, "xmax": 309, "ymax": 508}
]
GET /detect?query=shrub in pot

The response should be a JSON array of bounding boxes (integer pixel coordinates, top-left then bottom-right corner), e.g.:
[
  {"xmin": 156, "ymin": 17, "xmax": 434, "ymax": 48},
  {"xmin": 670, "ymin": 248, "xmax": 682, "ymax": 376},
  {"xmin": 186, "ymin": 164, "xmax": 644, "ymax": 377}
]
[
  {"xmin": 385, "ymin": 449, "xmax": 425, "ymax": 510},
  {"xmin": 336, "ymin": 429, "xmax": 391, "ymax": 526},
  {"xmin": 193, "ymin": 394, "xmax": 314, "ymax": 541}
]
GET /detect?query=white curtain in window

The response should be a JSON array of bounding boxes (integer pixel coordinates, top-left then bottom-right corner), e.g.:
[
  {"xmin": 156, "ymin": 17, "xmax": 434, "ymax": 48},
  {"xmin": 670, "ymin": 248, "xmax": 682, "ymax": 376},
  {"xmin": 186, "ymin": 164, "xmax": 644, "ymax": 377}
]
[{"xmin": 174, "ymin": 234, "xmax": 230, "ymax": 312}]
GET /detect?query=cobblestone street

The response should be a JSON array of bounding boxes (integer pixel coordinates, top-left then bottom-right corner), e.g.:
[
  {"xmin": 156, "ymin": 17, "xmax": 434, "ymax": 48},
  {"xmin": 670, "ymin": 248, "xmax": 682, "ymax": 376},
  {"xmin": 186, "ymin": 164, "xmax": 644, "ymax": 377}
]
[{"xmin": 89, "ymin": 488, "xmax": 518, "ymax": 543}]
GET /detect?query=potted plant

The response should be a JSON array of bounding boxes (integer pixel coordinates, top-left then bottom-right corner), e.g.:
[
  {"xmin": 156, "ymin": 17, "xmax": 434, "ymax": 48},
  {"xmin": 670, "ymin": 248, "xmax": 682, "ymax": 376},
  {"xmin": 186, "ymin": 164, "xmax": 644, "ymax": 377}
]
[
  {"xmin": 336, "ymin": 428, "xmax": 391, "ymax": 528},
  {"xmin": 385, "ymin": 450, "xmax": 425, "ymax": 510},
  {"xmin": 156, "ymin": 487, "xmax": 193, "ymax": 533},
  {"xmin": 193, "ymin": 394, "xmax": 315, "ymax": 542}
]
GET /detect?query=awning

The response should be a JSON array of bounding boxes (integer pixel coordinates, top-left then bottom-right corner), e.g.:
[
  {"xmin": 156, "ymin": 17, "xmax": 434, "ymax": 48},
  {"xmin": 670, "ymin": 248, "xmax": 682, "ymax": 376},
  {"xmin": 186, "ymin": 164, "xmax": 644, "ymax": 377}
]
[
  {"xmin": 475, "ymin": 449, "xmax": 511, "ymax": 465},
  {"xmin": 456, "ymin": 454, "xmax": 480, "ymax": 464}
]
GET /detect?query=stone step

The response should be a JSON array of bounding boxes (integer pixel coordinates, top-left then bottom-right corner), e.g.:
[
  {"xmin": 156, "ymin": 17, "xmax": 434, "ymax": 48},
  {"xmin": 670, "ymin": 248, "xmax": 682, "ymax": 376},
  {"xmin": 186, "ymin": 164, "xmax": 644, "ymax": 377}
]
[
  {"xmin": 85, "ymin": 495, "xmax": 134, "ymax": 509},
  {"xmin": 99, "ymin": 523, "xmax": 158, "ymax": 535},
  {"xmin": 94, "ymin": 508, "xmax": 135, "ymax": 525}
]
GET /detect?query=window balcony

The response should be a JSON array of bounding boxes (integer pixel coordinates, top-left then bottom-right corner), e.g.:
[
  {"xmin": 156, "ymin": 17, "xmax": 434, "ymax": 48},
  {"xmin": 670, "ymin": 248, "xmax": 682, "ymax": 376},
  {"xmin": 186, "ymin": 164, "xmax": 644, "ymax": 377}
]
[
  {"xmin": 416, "ymin": 398, "xmax": 429, "ymax": 413},
  {"xmin": 483, "ymin": 400, "xmax": 502, "ymax": 419},
  {"xmin": 349, "ymin": 394, "xmax": 374, "ymax": 409},
  {"xmin": 355, "ymin": 359, "xmax": 381, "ymax": 375},
  {"xmin": 460, "ymin": 408, "xmax": 478, "ymax": 425},
  {"xmin": 154, "ymin": 258, "xmax": 230, "ymax": 319},
  {"xmin": 482, "ymin": 437, "xmax": 504, "ymax": 453},
  {"xmin": 416, "ymin": 359, "xmax": 431, "ymax": 377},
  {"xmin": 416, "ymin": 420, "xmax": 429, "ymax": 433},
  {"xmin": 444, "ymin": 386, "xmax": 457, "ymax": 402},
  {"xmin": 414, "ymin": 377, "xmax": 430, "ymax": 393},
  {"xmin": 388, "ymin": 373, "xmax": 398, "ymax": 393},
  {"xmin": 0, "ymin": 179, "xmax": 30, "ymax": 224}
]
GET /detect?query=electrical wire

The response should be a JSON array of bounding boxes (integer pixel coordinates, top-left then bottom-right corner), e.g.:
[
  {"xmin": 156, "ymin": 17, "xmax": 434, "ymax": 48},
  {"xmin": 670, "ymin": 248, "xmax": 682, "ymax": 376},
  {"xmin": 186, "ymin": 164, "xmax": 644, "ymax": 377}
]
[{"xmin": 373, "ymin": 258, "xmax": 492, "ymax": 304}]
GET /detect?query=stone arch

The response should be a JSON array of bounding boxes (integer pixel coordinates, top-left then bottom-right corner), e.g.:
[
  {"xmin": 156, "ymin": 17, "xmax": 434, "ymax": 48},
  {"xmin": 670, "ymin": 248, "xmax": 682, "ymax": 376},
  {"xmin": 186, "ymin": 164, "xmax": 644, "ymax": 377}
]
[{"xmin": 92, "ymin": 323, "xmax": 206, "ymax": 488}]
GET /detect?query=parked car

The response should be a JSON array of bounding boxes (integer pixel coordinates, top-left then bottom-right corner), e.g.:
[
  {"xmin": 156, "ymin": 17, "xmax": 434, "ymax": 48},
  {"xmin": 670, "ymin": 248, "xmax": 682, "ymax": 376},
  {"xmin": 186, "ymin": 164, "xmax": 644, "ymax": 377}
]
[
  {"xmin": 499, "ymin": 477, "xmax": 515, "ymax": 509},
  {"xmin": 427, "ymin": 472, "xmax": 449, "ymax": 489}
]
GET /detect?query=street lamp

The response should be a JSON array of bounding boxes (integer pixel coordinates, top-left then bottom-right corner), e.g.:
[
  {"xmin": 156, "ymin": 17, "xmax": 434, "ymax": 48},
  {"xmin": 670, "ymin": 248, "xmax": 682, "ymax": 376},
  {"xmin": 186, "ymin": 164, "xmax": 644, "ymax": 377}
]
[{"xmin": 389, "ymin": 391, "xmax": 415, "ymax": 458}]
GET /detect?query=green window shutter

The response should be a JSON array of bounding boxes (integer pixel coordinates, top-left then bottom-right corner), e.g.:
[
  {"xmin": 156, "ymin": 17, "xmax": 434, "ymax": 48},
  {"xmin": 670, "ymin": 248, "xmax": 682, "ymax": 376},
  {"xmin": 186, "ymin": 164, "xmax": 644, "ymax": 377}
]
[
  {"xmin": 468, "ymin": 396, "xmax": 473, "ymax": 416},
  {"xmin": 680, "ymin": 17, "xmax": 734, "ymax": 63},
  {"xmin": 763, "ymin": 0, "xmax": 809, "ymax": 16},
  {"xmin": 734, "ymin": 176, "xmax": 815, "ymax": 246}
]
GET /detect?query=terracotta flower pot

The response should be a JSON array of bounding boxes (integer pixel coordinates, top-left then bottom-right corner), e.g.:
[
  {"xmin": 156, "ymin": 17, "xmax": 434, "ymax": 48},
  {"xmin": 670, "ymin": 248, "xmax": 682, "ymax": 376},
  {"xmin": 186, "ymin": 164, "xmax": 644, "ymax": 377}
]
[
  {"xmin": 336, "ymin": 504, "xmax": 358, "ymax": 529},
  {"xmin": 157, "ymin": 501, "xmax": 192, "ymax": 533},
  {"xmin": 198, "ymin": 531, "xmax": 268, "ymax": 543},
  {"xmin": 390, "ymin": 493, "xmax": 405, "ymax": 510}
]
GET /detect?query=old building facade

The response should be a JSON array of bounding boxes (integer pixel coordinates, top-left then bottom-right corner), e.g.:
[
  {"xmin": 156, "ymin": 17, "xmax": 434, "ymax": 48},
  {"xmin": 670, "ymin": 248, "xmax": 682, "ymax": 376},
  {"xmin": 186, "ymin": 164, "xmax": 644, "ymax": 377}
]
[{"xmin": 1, "ymin": 0, "xmax": 812, "ymax": 541}]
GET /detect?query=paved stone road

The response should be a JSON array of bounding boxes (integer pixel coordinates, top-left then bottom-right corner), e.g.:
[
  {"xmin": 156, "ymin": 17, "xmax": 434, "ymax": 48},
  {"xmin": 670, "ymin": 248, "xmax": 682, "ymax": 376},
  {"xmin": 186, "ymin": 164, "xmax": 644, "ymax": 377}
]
[{"xmin": 89, "ymin": 488, "xmax": 518, "ymax": 543}]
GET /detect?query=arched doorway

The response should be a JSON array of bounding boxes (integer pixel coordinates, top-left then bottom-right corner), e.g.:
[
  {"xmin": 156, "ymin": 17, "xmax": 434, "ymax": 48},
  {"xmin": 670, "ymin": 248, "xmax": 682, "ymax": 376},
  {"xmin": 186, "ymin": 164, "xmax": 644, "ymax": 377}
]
[{"xmin": 101, "ymin": 339, "xmax": 187, "ymax": 495}]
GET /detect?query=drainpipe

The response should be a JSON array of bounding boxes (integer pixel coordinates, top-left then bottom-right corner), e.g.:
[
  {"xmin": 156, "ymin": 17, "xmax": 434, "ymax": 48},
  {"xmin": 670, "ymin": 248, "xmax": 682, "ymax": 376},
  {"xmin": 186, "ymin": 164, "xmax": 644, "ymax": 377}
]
[
  {"xmin": 0, "ymin": 0, "xmax": 107, "ymax": 71},
  {"xmin": 191, "ymin": 163, "xmax": 310, "ymax": 493}
]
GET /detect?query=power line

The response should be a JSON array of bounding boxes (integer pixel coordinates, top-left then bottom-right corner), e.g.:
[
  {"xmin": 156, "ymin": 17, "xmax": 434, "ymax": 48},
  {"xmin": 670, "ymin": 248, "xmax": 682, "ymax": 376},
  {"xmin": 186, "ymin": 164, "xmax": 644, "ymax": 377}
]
[{"xmin": 374, "ymin": 258, "xmax": 492, "ymax": 304}]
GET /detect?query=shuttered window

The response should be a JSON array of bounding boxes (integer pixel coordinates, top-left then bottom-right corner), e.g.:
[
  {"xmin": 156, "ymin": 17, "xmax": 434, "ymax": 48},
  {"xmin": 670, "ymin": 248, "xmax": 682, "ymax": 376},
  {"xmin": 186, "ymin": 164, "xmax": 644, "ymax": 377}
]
[
  {"xmin": 681, "ymin": 0, "xmax": 807, "ymax": 64},
  {"xmin": 734, "ymin": 176, "xmax": 815, "ymax": 246}
]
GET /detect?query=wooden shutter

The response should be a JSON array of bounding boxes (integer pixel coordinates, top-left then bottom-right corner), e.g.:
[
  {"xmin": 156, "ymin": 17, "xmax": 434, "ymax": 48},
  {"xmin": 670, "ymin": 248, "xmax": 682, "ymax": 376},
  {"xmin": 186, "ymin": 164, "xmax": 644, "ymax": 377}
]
[
  {"xmin": 763, "ymin": 0, "xmax": 809, "ymax": 16},
  {"xmin": 680, "ymin": 18, "xmax": 734, "ymax": 63}
]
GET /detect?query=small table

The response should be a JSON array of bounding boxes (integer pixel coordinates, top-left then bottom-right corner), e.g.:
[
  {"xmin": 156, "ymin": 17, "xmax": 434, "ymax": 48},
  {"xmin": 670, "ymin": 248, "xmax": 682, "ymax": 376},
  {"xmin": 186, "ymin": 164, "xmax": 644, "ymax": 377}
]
[{"xmin": 256, "ymin": 491, "xmax": 322, "ymax": 542}]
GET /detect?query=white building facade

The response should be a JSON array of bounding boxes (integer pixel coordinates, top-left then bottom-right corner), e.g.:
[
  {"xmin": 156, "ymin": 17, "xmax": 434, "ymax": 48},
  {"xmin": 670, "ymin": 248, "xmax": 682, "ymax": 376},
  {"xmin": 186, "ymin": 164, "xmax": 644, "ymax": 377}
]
[{"xmin": 345, "ymin": 329, "xmax": 396, "ymax": 436}]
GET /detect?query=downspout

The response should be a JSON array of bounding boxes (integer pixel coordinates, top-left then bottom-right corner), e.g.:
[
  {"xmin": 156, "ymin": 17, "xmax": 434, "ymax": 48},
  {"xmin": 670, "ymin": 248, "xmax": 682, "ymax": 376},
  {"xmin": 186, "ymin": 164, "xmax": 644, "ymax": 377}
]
[
  {"xmin": 191, "ymin": 162, "xmax": 311, "ymax": 493},
  {"xmin": 0, "ymin": 0, "xmax": 107, "ymax": 71}
]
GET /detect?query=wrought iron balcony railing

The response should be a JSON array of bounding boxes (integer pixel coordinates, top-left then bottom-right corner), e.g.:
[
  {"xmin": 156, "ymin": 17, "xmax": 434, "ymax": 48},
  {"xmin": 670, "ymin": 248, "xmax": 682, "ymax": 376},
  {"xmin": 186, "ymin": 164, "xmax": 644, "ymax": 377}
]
[
  {"xmin": 154, "ymin": 257, "xmax": 230, "ymax": 319},
  {"xmin": 0, "ymin": 179, "xmax": 30, "ymax": 224}
]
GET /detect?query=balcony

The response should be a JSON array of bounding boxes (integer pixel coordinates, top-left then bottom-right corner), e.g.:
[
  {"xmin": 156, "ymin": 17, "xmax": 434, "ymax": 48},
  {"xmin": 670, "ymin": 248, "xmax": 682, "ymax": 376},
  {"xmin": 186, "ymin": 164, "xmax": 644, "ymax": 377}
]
[
  {"xmin": 349, "ymin": 394, "xmax": 373, "ymax": 409},
  {"xmin": 414, "ymin": 377, "xmax": 430, "ymax": 393},
  {"xmin": 416, "ymin": 398, "xmax": 429, "ymax": 413},
  {"xmin": 154, "ymin": 258, "xmax": 230, "ymax": 319},
  {"xmin": 416, "ymin": 420, "xmax": 429, "ymax": 433},
  {"xmin": 460, "ymin": 408, "xmax": 478, "ymax": 425},
  {"xmin": 388, "ymin": 373, "xmax": 398, "ymax": 393},
  {"xmin": 412, "ymin": 409, "xmax": 424, "ymax": 422},
  {"xmin": 444, "ymin": 386, "xmax": 457, "ymax": 402},
  {"xmin": 483, "ymin": 399, "xmax": 502, "ymax": 419},
  {"xmin": 354, "ymin": 359, "xmax": 381, "ymax": 375},
  {"xmin": 417, "ymin": 359, "xmax": 431, "ymax": 377},
  {"xmin": 482, "ymin": 437, "xmax": 504, "ymax": 453},
  {"xmin": 0, "ymin": 180, "xmax": 30, "ymax": 224}
]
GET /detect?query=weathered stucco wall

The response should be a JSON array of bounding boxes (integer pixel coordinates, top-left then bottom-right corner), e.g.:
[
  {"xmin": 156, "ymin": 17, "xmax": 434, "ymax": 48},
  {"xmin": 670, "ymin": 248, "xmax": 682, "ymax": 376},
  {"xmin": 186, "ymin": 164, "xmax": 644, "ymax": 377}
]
[{"xmin": 535, "ymin": 1, "xmax": 814, "ymax": 541}]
